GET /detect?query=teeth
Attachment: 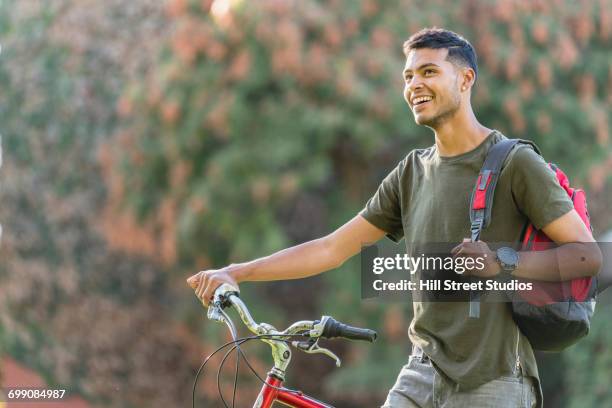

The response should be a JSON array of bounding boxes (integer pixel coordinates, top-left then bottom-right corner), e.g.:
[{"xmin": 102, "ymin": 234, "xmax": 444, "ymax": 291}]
[{"xmin": 412, "ymin": 96, "xmax": 433, "ymax": 105}]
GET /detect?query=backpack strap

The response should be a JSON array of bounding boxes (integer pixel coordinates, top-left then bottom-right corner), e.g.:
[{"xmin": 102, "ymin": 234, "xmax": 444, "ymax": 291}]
[
  {"xmin": 469, "ymin": 139, "xmax": 540, "ymax": 241},
  {"xmin": 468, "ymin": 138, "xmax": 540, "ymax": 318}
]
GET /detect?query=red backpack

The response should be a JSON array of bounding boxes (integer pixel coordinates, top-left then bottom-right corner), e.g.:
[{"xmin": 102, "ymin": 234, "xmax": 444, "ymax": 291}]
[{"xmin": 469, "ymin": 138, "xmax": 597, "ymax": 352}]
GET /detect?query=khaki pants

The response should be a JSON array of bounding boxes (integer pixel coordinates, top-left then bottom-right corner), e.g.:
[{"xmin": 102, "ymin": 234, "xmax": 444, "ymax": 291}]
[{"xmin": 382, "ymin": 350, "xmax": 540, "ymax": 408}]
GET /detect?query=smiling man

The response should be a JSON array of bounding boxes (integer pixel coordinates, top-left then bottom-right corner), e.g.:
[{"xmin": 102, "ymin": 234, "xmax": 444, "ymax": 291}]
[
  {"xmin": 361, "ymin": 28, "xmax": 599, "ymax": 408},
  {"xmin": 188, "ymin": 28, "xmax": 600, "ymax": 407}
]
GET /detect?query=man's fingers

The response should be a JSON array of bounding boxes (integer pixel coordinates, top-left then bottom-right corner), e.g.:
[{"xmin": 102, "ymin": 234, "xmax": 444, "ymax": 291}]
[
  {"xmin": 196, "ymin": 274, "xmax": 208, "ymax": 299},
  {"xmin": 202, "ymin": 282, "xmax": 220, "ymax": 306},
  {"xmin": 187, "ymin": 275, "xmax": 199, "ymax": 289},
  {"xmin": 197, "ymin": 281, "xmax": 207, "ymax": 300},
  {"xmin": 452, "ymin": 238, "xmax": 471, "ymax": 255},
  {"xmin": 454, "ymin": 248, "xmax": 464, "ymax": 257},
  {"xmin": 451, "ymin": 243, "xmax": 462, "ymax": 255},
  {"xmin": 190, "ymin": 269, "xmax": 237, "ymax": 307}
]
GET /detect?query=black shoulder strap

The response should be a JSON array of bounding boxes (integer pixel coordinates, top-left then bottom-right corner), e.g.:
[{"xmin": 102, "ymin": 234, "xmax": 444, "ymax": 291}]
[
  {"xmin": 469, "ymin": 139, "xmax": 540, "ymax": 241},
  {"xmin": 468, "ymin": 138, "xmax": 540, "ymax": 318}
]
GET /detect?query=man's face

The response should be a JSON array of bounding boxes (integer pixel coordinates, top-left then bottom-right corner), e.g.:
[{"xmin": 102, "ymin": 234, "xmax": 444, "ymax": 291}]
[{"xmin": 403, "ymin": 48, "xmax": 463, "ymax": 128}]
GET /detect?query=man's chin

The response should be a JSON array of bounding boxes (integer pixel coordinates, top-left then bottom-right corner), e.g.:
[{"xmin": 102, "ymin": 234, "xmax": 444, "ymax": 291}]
[{"xmin": 413, "ymin": 113, "xmax": 433, "ymax": 127}]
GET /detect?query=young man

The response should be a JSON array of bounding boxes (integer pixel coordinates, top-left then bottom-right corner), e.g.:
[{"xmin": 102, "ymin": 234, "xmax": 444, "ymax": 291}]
[{"xmin": 188, "ymin": 28, "xmax": 600, "ymax": 407}]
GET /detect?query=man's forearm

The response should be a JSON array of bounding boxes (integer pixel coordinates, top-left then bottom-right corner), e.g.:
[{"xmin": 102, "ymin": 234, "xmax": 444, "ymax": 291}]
[
  {"xmin": 228, "ymin": 237, "xmax": 346, "ymax": 283},
  {"xmin": 511, "ymin": 242, "xmax": 602, "ymax": 281}
]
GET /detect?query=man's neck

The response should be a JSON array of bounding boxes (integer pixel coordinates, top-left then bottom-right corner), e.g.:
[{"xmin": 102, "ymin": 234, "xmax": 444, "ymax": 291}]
[{"xmin": 432, "ymin": 110, "xmax": 492, "ymax": 157}]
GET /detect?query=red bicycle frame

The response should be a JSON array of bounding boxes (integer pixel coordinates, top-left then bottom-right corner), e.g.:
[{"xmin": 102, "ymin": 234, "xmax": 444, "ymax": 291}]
[{"xmin": 253, "ymin": 374, "xmax": 333, "ymax": 408}]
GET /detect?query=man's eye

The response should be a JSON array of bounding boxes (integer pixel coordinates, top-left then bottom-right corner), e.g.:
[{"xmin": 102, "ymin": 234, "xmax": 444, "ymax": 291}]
[
  {"xmin": 424, "ymin": 69, "xmax": 435, "ymax": 75},
  {"xmin": 404, "ymin": 75, "xmax": 413, "ymax": 81}
]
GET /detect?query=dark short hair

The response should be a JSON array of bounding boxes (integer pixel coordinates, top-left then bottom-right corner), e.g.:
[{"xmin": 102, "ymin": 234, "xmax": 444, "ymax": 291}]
[{"xmin": 403, "ymin": 27, "xmax": 478, "ymax": 81}]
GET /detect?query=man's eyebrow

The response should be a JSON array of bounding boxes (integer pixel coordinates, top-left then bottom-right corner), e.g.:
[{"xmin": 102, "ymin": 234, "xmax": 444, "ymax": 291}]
[{"xmin": 403, "ymin": 63, "xmax": 441, "ymax": 75}]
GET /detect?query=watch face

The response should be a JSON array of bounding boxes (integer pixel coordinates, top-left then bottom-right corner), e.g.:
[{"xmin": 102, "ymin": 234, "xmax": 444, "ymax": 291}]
[{"xmin": 497, "ymin": 247, "xmax": 519, "ymax": 270}]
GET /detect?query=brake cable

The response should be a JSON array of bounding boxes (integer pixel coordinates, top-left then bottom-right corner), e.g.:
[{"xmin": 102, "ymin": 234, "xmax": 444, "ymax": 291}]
[
  {"xmin": 219, "ymin": 307, "xmax": 239, "ymax": 408},
  {"xmin": 192, "ymin": 333, "xmax": 310, "ymax": 407}
]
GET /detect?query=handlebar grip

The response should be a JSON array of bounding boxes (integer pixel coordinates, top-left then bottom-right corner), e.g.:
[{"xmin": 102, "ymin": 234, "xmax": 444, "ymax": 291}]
[
  {"xmin": 321, "ymin": 318, "xmax": 377, "ymax": 342},
  {"xmin": 212, "ymin": 284, "xmax": 240, "ymax": 309}
]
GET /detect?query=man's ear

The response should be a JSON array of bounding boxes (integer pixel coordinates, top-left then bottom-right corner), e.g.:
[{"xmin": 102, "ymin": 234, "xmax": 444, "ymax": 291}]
[{"xmin": 461, "ymin": 67, "xmax": 476, "ymax": 91}]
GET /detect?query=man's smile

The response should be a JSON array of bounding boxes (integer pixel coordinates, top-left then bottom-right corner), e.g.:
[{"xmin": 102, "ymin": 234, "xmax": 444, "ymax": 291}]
[{"xmin": 412, "ymin": 96, "xmax": 434, "ymax": 111}]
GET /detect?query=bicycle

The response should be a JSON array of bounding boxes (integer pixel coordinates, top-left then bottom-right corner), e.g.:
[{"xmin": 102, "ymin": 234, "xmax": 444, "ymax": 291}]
[{"xmin": 194, "ymin": 283, "xmax": 378, "ymax": 408}]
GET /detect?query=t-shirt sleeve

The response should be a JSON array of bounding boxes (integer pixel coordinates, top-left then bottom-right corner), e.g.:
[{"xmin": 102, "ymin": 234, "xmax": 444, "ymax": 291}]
[
  {"xmin": 359, "ymin": 161, "xmax": 405, "ymax": 242},
  {"xmin": 509, "ymin": 146, "xmax": 574, "ymax": 230}
]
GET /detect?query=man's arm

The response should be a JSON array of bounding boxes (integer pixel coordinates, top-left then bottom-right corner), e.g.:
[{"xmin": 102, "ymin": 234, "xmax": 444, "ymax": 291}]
[
  {"xmin": 455, "ymin": 209, "xmax": 602, "ymax": 281},
  {"xmin": 187, "ymin": 215, "xmax": 386, "ymax": 304},
  {"xmin": 509, "ymin": 209, "xmax": 602, "ymax": 281}
]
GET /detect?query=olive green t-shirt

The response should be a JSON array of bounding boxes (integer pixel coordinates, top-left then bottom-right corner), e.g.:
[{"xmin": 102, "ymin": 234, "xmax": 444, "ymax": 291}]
[{"xmin": 360, "ymin": 130, "xmax": 573, "ymax": 389}]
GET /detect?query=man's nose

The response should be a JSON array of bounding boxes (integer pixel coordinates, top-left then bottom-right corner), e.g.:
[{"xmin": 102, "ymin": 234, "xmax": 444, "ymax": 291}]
[{"xmin": 408, "ymin": 78, "xmax": 424, "ymax": 93}]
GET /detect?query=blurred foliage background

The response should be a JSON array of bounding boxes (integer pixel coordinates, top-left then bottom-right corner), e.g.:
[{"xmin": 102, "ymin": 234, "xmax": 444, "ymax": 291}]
[{"xmin": 1, "ymin": 0, "xmax": 611, "ymax": 407}]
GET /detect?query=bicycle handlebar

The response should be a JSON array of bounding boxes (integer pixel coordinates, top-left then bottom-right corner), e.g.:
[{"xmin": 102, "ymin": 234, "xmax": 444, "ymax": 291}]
[
  {"xmin": 209, "ymin": 284, "xmax": 377, "ymax": 343},
  {"xmin": 320, "ymin": 317, "xmax": 378, "ymax": 342}
]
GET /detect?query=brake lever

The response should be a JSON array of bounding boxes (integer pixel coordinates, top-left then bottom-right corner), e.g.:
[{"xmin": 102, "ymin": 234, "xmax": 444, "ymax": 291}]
[
  {"xmin": 206, "ymin": 283, "xmax": 240, "ymax": 323},
  {"xmin": 309, "ymin": 315, "xmax": 330, "ymax": 337},
  {"xmin": 291, "ymin": 338, "xmax": 342, "ymax": 367},
  {"xmin": 207, "ymin": 304, "xmax": 227, "ymax": 324}
]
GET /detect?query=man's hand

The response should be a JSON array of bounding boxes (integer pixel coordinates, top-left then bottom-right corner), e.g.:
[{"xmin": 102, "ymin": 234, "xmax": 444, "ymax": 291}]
[
  {"xmin": 451, "ymin": 238, "xmax": 501, "ymax": 278},
  {"xmin": 187, "ymin": 267, "xmax": 239, "ymax": 306}
]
